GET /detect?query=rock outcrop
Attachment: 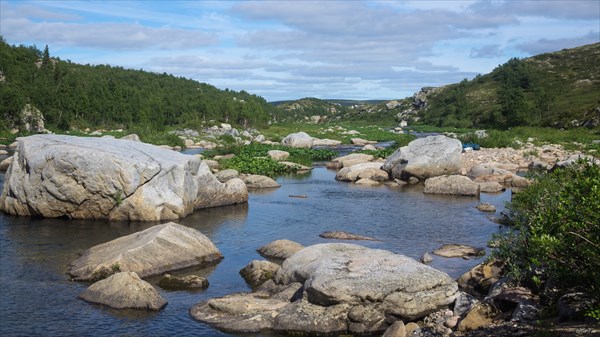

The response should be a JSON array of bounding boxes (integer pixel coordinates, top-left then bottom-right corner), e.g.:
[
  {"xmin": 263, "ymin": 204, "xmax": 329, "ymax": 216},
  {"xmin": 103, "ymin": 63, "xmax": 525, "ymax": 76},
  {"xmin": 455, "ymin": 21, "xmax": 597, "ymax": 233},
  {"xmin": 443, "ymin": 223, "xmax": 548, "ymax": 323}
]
[
  {"xmin": 79, "ymin": 272, "xmax": 167, "ymax": 310},
  {"xmin": 383, "ymin": 136, "xmax": 462, "ymax": 180},
  {"xmin": 191, "ymin": 243, "xmax": 458, "ymax": 334},
  {"xmin": 68, "ymin": 222, "xmax": 222, "ymax": 281},
  {"xmin": 0, "ymin": 135, "xmax": 248, "ymax": 221}
]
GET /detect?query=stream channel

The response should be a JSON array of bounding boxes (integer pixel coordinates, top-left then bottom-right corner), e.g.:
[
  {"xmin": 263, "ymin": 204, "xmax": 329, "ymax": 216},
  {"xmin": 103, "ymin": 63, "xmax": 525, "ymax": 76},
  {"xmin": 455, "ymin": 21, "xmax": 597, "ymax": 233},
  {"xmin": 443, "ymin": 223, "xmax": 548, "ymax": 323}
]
[{"xmin": 0, "ymin": 149, "xmax": 511, "ymax": 337}]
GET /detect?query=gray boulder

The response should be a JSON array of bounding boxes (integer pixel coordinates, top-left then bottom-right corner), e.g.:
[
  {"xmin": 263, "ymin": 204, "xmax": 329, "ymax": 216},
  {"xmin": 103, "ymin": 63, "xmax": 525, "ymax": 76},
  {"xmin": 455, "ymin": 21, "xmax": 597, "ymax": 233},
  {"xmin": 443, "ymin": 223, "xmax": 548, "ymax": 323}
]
[
  {"xmin": 257, "ymin": 239, "xmax": 304, "ymax": 260},
  {"xmin": 214, "ymin": 169, "xmax": 239, "ymax": 183},
  {"xmin": 267, "ymin": 150, "xmax": 289, "ymax": 161},
  {"xmin": 0, "ymin": 135, "xmax": 247, "ymax": 221},
  {"xmin": 68, "ymin": 222, "xmax": 222, "ymax": 281},
  {"xmin": 382, "ymin": 135, "xmax": 462, "ymax": 180},
  {"xmin": 432, "ymin": 244, "xmax": 485, "ymax": 259},
  {"xmin": 274, "ymin": 243, "xmax": 458, "ymax": 320},
  {"xmin": 281, "ymin": 132, "xmax": 313, "ymax": 148},
  {"xmin": 424, "ymin": 175, "xmax": 480, "ymax": 196},
  {"xmin": 319, "ymin": 231, "xmax": 379, "ymax": 241},
  {"xmin": 330, "ymin": 153, "xmax": 374, "ymax": 169},
  {"xmin": 79, "ymin": 272, "xmax": 166, "ymax": 310}
]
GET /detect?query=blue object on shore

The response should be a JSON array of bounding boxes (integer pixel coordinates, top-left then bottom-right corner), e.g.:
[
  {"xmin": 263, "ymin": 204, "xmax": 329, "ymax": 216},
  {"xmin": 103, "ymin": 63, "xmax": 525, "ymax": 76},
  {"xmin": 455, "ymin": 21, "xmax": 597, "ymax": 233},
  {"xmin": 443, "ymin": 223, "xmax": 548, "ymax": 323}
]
[{"xmin": 463, "ymin": 143, "xmax": 480, "ymax": 150}]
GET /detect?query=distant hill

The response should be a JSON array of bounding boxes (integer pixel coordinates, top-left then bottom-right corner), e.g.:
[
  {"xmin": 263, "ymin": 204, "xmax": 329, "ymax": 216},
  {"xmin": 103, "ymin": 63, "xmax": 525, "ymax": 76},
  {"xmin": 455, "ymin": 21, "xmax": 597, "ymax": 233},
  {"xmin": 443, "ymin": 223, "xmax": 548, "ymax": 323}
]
[
  {"xmin": 0, "ymin": 38, "xmax": 275, "ymax": 133},
  {"xmin": 418, "ymin": 43, "xmax": 600, "ymax": 129}
]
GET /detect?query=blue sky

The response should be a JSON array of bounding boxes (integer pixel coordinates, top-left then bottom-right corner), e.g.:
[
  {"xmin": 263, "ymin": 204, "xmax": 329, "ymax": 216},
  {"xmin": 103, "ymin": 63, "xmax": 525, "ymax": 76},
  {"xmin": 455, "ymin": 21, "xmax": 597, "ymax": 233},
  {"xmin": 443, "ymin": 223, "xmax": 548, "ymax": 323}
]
[{"xmin": 1, "ymin": 0, "xmax": 598, "ymax": 101}]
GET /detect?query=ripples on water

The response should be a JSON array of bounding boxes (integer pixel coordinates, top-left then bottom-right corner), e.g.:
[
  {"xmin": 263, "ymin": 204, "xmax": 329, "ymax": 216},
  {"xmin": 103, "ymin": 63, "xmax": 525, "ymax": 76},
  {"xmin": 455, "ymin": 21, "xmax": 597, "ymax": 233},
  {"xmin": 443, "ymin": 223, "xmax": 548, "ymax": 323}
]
[{"xmin": 0, "ymin": 164, "xmax": 510, "ymax": 337}]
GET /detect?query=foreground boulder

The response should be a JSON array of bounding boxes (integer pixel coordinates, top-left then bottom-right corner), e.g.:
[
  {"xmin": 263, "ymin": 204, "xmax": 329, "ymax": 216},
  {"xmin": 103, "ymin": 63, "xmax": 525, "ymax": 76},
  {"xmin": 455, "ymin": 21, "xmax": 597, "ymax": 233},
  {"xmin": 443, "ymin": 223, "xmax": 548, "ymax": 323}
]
[
  {"xmin": 192, "ymin": 243, "xmax": 458, "ymax": 335},
  {"xmin": 79, "ymin": 272, "xmax": 167, "ymax": 310},
  {"xmin": 382, "ymin": 135, "xmax": 462, "ymax": 180},
  {"xmin": 0, "ymin": 134, "xmax": 247, "ymax": 221},
  {"xmin": 68, "ymin": 222, "xmax": 222, "ymax": 281}
]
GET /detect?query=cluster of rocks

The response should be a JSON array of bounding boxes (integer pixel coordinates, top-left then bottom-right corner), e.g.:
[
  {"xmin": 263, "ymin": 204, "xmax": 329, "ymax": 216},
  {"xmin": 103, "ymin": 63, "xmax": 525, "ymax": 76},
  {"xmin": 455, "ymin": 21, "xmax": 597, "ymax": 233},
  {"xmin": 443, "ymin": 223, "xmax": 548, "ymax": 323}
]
[
  {"xmin": 191, "ymin": 241, "xmax": 459, "ymax": 335},
  {"xmin": 72, "ymin": 222, "xmax": 218, "ymax": 310}
]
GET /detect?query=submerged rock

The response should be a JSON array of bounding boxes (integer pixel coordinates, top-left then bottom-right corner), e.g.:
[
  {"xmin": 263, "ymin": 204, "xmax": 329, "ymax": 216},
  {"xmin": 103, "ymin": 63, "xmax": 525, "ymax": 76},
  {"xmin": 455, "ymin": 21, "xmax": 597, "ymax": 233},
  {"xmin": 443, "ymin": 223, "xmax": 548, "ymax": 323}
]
[
  {"xmin": 476, "ymin": 202, "xmax": 497, "ymax": 212},
  {"xmin": 240, "ymin": 174, "xmax": 281, "ymax": 188},
  {"xmin": 79, "ymin": 272, "xmax": 167, "ymax": 311},
  {"xmin": 0, "ymin": 134, "xmax": 247, "ymax": 221},
  {"xmin": 432, "ymin": 244, "xmax": 485, "ymax": 259},
  {"xmin": 383, "ymin": 135, "xmax": 462, "ymax": 180},
  {"xmin": 257, "ymin": 239, "xmax": 304, "ymax": 260},
  {"xmin": 68, "ymin": 222, "xmax": 222, "ymax": 281},
  {"xmin": 319, "ymin": 230, "xmax": 379, "ymax": 241},
  {"xmin": 158, "ymin": 274, "xmax": 209, "ymax": 290}
]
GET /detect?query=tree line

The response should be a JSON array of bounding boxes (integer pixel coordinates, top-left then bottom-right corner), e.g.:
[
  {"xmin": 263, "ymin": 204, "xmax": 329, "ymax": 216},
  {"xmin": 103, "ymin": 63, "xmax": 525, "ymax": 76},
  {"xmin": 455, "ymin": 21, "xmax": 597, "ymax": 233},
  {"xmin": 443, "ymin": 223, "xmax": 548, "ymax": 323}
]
[{"xmin": 0, "ymin": 38, "xmax": 274, "ymax": 133}]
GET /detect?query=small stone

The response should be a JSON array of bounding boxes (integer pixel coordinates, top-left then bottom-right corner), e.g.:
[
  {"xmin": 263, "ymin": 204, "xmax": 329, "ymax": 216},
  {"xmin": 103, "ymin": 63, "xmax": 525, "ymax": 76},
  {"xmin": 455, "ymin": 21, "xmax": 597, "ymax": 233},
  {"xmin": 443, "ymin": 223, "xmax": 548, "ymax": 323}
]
[
  {"xmin": 476, "ymin": 203, "xmax": 496, "ymax": 212},
  {"xmin": 382, "ymin": 321, "xmax": 406, "ymax": 337},
  {"xmin": 420, "ymin": 253, "xmax": 433, "ymax": 264},
  {"xmin": 405, "ymin": 322, "xmax": 420, "ymax": 334}
]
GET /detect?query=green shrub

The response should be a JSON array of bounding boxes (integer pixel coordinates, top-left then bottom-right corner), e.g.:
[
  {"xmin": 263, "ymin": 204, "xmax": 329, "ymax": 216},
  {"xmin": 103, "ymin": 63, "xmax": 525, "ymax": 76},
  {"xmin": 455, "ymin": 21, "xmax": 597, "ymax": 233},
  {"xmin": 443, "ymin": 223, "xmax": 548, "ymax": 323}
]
[
  {"xmin": 219, "ymin": 155, "xmax": 290, "ymax": 177},
  {"xmin": 492, "ymin": 160, "xmax": 600, "ymax": 303}
]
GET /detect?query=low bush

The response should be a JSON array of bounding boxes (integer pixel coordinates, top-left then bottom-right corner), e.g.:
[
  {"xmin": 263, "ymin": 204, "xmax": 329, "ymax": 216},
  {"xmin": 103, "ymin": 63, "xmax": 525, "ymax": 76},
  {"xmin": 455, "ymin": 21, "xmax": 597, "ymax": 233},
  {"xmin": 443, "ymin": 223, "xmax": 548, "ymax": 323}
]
[
  {"xmin": 219, "ymin": 155, "xmax": 289, "ymax": 177},
  {"xmin": 491, "ymin": 160, "xmax": 600, "ymax": 308}
]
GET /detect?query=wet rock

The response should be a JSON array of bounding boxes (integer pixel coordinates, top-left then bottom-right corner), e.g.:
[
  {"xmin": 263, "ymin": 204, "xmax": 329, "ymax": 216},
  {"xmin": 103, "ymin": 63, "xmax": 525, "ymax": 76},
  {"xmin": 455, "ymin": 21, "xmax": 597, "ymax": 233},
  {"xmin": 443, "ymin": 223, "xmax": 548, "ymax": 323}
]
[
  {"xmin": 420, "ymin": 252, "xmax": 433, "ymax": 264},
  {"xmin": 257, "ymin": 239, "xmax": 304, "ymax": 260},
  {"xmin": 281, "ymin": 132, "xmax": 313, "ymax": 148},
  {"xmin": 457, "ymin": 302, "xmax": 500, "ymax": 332},
  {"xmin": 68, "ymin": 222, "xmax": 222, "ymax": 281},
  {"xmin": 240, "ymin": 174, "xmax": 281, "ymax": 188},
  {"xmin": 457, "ymin": 260, "xmax": 504, "ymax": 296},
  {"xmin": 79, "ymin": 272, "xmax": 167, "ymax": 310},
  {"xmin": 319, "ymin": 231, "xmax": 379, "ymax": 241},
  {"xmin": 382, "ymin": 321, "xmax": 406, "ymax": 337},
  {"xmin": 0, "ymin": 135, "xmax": 247, "ymax": 220},
  {"xmin": 354, "ymin": 178, "xmax": 381, "ymax": 186},
  {"xmin": 239, "ymin": 260, "xmax": 280, "ymax": 289},
  {"xmin": 476, "ymin": 202, "xmax": 496, "ymax": 212},
  {"xmin": 274, "ymin": 243, "xmax": 458, "ymax": 320},
  {"xmin": 158, "ymin": 274, "xmax": 209, "ymax": 290},
  {"xmin": 267, "ymin": 150, "xmax": 289, "ymax": 161},
  {"xmin": 423, "ymin": 175, "xmax": 480, "ymax": 196},
  {"xmin": 383, "ymin": 135, "xmax": 462, "ymax": 180},
  {"xmin": 432, "ymin": 244, "xmax": 485, "ymax": 259}
]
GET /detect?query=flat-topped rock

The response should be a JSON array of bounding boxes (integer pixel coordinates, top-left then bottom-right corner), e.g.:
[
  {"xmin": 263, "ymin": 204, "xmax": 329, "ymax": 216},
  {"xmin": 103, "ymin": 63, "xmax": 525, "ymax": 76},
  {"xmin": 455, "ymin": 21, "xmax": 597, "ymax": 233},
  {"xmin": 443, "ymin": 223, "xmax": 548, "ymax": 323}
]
[
  {"xmin": 424, "ymin": 175, "xmax": 480, "ymax": 196},
  {"xmin": 241, "ymin": 174, "xmax": 281, "ymax": 188},
  {"xmin": 79, "ymin": 272, "xmax": 167, "ymax": 310},
  {"xmin": 68, "ymin": 222, "xmax": 222, "ymax": 281},
  {"xmin": 0, "ymin": 134, "xmax": 247, "ymax": 221}
]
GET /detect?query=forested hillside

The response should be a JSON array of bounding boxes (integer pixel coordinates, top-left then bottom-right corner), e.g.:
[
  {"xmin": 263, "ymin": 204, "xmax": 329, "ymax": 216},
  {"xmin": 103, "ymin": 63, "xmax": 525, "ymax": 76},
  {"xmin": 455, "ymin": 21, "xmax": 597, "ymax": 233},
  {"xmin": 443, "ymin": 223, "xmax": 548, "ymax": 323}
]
[
  {"xmin": 420, "ymin": 43, "xmax": 600, "ymax": 129},
  {"xmin": 0, "ymin": 38, "xmax": 274, "ymax": 133}
]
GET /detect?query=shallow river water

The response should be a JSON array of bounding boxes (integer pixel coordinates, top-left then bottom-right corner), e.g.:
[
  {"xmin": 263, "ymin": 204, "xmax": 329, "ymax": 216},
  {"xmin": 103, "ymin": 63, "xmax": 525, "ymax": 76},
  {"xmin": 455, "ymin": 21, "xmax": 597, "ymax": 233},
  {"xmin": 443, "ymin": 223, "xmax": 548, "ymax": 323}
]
[{"xmin": 0, "ymin": 158, "xmax": 511, "ymax": 337}]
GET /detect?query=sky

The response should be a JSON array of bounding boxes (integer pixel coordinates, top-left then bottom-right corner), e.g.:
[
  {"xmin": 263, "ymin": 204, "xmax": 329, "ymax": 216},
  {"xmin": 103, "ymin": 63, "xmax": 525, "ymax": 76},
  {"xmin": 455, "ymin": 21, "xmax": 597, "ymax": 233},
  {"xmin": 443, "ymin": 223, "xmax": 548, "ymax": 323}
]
[{"xmin": 1, "ymin": 0, "xmax": 599, "ymax": 102}]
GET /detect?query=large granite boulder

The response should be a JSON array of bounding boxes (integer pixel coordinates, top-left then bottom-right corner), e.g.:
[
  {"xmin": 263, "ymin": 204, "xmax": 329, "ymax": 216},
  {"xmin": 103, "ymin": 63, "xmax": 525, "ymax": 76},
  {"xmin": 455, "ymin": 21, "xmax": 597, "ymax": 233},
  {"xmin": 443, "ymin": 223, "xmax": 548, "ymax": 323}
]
[
  {"xmin": 281, "ymin": 132, "xmax": 313, "ymax": 148},
  {"xmin": 0, "ymin": 134, "xmax": 247, "ymax": 221},
  {"xmin": 191, "ymin": 243, "xmax": 458, "ymax": 335},
  {"xmin": 68, "ymin": 222, "xmax": 222, "ymax": 281},
  {"xmin": 274, "ymin": 243, "xmax": 458, "ymax": 319},
  {"xmin": 382, "ymin": 135, "xmax": 462, "ymax": 180},
  {"xmin": 79, "ymin": 272, "xmax": 167, "ymax": 310}
]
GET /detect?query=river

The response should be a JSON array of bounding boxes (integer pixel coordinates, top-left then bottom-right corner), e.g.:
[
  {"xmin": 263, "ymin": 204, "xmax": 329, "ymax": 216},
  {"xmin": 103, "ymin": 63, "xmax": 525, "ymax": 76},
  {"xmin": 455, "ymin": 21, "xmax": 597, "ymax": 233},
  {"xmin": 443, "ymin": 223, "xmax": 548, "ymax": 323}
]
[{"xmin": 0, "ymin": 156, "xmax": 510, "ymax": 336}]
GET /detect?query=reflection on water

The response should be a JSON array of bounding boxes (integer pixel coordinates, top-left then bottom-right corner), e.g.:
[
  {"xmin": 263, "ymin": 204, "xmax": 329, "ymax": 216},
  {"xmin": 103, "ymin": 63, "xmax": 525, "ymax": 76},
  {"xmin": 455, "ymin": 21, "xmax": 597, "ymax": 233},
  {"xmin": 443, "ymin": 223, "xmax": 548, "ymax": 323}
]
[{"xmin": 0, "ymin": 167, "xmax": 510, "ymax": 337}]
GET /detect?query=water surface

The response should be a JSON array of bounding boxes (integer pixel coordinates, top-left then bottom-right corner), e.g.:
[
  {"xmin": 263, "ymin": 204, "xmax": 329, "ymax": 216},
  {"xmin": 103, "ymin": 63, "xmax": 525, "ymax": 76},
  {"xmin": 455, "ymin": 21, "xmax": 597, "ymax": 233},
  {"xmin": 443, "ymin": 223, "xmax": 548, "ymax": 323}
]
[{"xmin": 0, "ymin": 166, "xmax": 510, "ymax": 337}]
